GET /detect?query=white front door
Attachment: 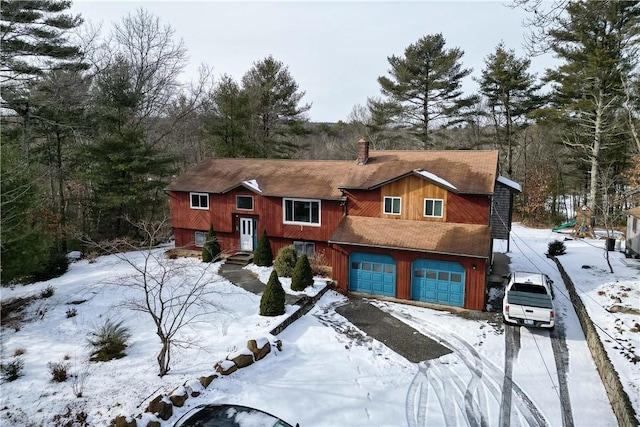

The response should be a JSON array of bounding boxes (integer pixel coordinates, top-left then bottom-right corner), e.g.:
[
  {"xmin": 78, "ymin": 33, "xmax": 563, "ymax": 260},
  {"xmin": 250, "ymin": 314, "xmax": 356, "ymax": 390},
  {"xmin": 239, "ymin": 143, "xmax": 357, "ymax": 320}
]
[{"xmin": 240, "ymin": 218, "xmax": 254, "ymax": 251}]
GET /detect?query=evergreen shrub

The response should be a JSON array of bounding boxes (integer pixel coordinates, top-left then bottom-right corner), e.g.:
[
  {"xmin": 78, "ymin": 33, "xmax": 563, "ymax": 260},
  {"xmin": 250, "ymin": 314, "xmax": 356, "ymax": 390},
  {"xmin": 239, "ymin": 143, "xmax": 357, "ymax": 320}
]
[
  {"xmin": 260, "ymin": 271, "xmax": 285, "ymax": 316},
  {"xmin": 274, "ymin": 245, "xmax": 297, "ymax": 277},
  {"xmin": 202, "ymin": 224, "xmax": 221, "ymax": 263},
  {"xmin": 1, "ymin": 357, "xmax": 24, "ymax": 382},
  {"xmin": 291, "ymin": 254, "xmax": 314, "ymax": 291},
  {"xmin": 548, "ymin": 240, "xmax": 567, "ymax": 256},
  {"xmin": 253, "ymin": 230, "xmax": 273, "ymax": 267}
]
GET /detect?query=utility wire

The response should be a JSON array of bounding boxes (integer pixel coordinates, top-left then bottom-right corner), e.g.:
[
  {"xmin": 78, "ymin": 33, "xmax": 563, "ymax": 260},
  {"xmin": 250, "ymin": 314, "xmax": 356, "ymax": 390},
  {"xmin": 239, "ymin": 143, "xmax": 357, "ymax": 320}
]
[{"xmin": 505, "ymin": 219, "xmax": 637, "ymax": 358}]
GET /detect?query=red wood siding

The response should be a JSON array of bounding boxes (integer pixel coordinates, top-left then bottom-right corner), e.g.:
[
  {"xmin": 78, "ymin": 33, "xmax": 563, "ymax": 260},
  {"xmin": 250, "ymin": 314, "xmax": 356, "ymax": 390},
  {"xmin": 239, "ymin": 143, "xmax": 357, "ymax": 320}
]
[
  {"xmin": 446, "ymin": 193, "xmax": 490, "ymax": 225},
  {"xmin": 170, "ymin": 190, "xmax": 344, "ymax": 250},
  {"xmin": 330, "ymin": 245, "xmax": 487, "ymax": 310},
  {"xmin": 344, "ymin": 189, "xmax": 380, "ymax": 217}
]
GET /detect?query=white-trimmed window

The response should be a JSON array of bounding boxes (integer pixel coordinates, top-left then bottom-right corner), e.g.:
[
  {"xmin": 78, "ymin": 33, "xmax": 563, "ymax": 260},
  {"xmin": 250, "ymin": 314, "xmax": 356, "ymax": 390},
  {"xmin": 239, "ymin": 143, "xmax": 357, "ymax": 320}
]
[
  {"xmin": 424, "ymin": 198, "xmax": 444, "ymax": 218},
  {"xmin": 190, "ymin": 192, "xmax": 209, "ymax": 210},
  {"xmin": 194, "ymin": 231, "xmax": 207, "ymax": 247},
  {"xmin": 236, "ymin": 195, "xmax": 254, "ymax": 210},
  {"xmin": 283, "ymin": 198, "xmax": 321, "ymax": 226},
  {"xmin": 383, "ymin": 196, "xmax": 401, "ymax": 215},
  {"xmin": 294, "ymin": 241, "xmax": 316, "ymax": 258}
]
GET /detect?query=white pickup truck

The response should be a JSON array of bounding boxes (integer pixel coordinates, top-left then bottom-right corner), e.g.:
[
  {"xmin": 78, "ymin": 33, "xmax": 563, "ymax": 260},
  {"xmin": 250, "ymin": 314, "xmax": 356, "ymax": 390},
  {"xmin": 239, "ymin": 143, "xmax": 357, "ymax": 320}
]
[{"xmin": 502, "ymin": 271, "xmax": 555, "ymax": 329}]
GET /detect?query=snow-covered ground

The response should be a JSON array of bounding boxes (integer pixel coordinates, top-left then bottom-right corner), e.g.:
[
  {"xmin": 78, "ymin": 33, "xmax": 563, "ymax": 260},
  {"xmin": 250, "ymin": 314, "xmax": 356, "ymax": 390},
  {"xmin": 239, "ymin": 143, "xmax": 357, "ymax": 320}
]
[{"xmin": 0, "ymin": 223, "xmax": 637, "ymax": 426}]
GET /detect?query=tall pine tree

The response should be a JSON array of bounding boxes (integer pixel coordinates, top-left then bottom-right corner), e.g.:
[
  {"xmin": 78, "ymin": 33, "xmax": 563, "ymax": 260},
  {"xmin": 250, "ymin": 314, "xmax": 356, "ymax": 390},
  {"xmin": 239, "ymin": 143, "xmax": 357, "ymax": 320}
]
[
  {"xmin": 479, "ymin": 43, "xmax": 542, "ymax": 177},
  {"xmin": 242, "ymin": 55, "xmax": 311, "ymax": 158},
  {"xmin": 377, "ymin": 33, "xmax": 476, "ymax": 149},
  {"xmin": 545, "ymin": 0, "xmax": 639, "ymax": 212}
]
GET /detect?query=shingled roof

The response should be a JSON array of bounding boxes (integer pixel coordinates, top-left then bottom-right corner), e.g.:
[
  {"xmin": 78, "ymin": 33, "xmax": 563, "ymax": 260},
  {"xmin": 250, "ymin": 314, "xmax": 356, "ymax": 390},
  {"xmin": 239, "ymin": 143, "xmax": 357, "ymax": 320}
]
[
  {"xmin": 165, "ymin": 150, "xmax": 499, "ymax": 199},
  {"xmin": 329, "ymin": 216, "xmax": 491, "ymax": 258}
]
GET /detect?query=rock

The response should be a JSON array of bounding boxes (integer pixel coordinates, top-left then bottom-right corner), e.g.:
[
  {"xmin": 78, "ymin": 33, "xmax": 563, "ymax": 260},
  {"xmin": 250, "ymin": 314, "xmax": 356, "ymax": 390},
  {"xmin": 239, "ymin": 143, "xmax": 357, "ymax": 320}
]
[
  {"xmin": 187, "ymin": 378, "xmax": 206, "ymax": 396},
  {"xmin": 199, "ymin": 374, "xmax": 217, "ymax": 389},
  {"xmin": 247, "ymin": 338, "xmax": 271, "ymax": 361},
  {"xmin": 230, "ymin": 353, "xmax": 254, "ymax": 369},
  {"xmin": 146, "ymin": 395, "xmax": 173, "ymax": 420},
  {"xmin": 169, "ymin": 386, "xmax": 188, "ymax": 407},
  {"xmin": 274, "ymin": 339, "xmax": 283, "ymax": 351},
  {"xmin": 112, "ymin": 415, "xmax": 137, "ymax": 427},
  {"xmin": 145, "ymin": 421, "xmax": 161, "ymax": 427},
  {"xmin": 215, "ymin": 360, "xmax": 237, "ymax": 376},
  {"xmin": 608, "ymin": 305, "xmax": 640, "ymax": 315}
]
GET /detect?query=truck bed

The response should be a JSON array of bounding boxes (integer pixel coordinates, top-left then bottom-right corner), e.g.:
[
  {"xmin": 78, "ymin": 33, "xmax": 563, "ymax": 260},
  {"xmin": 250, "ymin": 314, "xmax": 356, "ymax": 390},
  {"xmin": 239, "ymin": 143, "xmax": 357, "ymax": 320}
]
[{"xmin": 506, "ymin": 291, "xmax": 553, "ymax": 309}]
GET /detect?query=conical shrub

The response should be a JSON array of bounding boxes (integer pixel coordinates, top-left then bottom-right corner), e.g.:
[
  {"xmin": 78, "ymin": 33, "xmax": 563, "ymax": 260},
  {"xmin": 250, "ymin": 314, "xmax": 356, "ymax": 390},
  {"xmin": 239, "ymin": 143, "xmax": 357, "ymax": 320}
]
[
  {"xmin": 548, "ymin": 239, "xmax": 566, "ymax": 256},
  {"xmin": 274, "ymin": 245, "xmax": 297, "ymax": 277},
  {"xmin": 202, "ymin": 224, "xmax": 221, "ymax": 262},
  {"xmin": 260, "ymin": 270, "xmax": 285, "ymax": 316},
  {"xmin": 291, "ymin": 254, "xmax": 314, "ymax": 291},
  {"xmin": 253, "ymin": 230, "xmax": 273, "ymax": 266}
]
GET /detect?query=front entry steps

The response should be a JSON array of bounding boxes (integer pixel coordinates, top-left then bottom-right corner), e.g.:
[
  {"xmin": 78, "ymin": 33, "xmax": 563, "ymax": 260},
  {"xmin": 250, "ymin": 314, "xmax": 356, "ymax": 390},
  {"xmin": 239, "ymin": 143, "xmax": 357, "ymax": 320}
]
[{"xmin": 225, "ymin": 252, "xmax": 254, "ymax": 266}]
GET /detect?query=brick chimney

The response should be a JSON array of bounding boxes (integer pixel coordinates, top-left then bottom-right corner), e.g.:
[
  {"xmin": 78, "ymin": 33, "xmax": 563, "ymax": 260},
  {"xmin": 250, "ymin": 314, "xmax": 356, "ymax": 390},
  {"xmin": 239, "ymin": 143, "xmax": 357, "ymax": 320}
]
[{"xmin": 356, "ymin": 138, "xmax": 369, "ymax": 165}]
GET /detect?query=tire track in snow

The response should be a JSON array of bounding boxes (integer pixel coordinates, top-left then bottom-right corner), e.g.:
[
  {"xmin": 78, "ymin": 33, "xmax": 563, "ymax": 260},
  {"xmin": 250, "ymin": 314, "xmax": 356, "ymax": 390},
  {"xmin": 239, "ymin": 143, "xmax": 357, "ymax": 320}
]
[
  {"xmin": 550, "ymin": 317, "xmax": 574, "ymax": 427},
  {"xmin": 395, "ymin": 309, "xmax": 548, "ymax": 427},
  {"xmin": 501, "ymin": 324, "xmax": 521, "ymax": 426}
]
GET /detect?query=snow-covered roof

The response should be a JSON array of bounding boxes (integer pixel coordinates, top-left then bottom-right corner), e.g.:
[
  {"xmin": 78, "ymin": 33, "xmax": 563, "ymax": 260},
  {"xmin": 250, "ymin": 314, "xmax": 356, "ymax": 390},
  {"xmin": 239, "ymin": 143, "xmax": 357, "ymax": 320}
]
[
  {"xmin": 242, "ymin": 179, "xmax": 262, "ymax": 194},
  {"xmin": 415, "ymin": 170, "xmax": 457, "ymax": 191},
  {"xmin": 497, "ymin": 175, "xmax": 522, "ymax": 192}
]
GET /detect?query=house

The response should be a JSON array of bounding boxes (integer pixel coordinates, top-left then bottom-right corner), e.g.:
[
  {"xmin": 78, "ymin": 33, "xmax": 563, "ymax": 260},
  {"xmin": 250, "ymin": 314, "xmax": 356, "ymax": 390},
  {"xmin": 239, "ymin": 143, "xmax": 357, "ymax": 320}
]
[
  {"xmin": 626, "ymin": 207, "xmax": 640, "ymax": 258},
  {"xmin": 166, "ymin": 139, "xmax": 520, "ymax": 310}
]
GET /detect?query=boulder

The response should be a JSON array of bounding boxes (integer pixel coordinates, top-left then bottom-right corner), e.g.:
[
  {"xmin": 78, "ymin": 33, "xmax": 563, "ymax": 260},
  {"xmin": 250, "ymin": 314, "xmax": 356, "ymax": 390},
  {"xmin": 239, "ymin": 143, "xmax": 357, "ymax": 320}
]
[
  {"xmin": 112, "ymin": 415, "xmax": 137, "ymax": 427},
  {"xmin": 215, "ymin": 360, "xmax": 237, "ymax": 376},
  {"xmin": 146, "ymin": 394, "xmax": 173, "ymax": 420},
  {"xmin": 187, "ymin": 378, "xmax": 206, "ymax": 396},
  {"xmin": 169, "ymin": 386, "xmax": 188, "ymax": 407},
  {"xmin": 230, "ymin": 353, "xmax": 254, "ymax": 369},
  {"xmin": 199, "ymin": 374, "xmax": 217, "ymax": 389},
  {"xmin": 247, "ymin": 338, "xmax": 271, "ymax": 361},
  {"xmin": 145, "ymin": 422, "xmax": 161, "ymax": 427}
]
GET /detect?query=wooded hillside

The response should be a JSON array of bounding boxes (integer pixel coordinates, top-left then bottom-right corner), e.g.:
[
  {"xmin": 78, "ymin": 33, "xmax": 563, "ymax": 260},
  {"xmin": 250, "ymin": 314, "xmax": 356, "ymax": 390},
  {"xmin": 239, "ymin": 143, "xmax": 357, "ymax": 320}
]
[{"xmin": 1, "ymin": 0, "xmax": 638, "ymax": 284}]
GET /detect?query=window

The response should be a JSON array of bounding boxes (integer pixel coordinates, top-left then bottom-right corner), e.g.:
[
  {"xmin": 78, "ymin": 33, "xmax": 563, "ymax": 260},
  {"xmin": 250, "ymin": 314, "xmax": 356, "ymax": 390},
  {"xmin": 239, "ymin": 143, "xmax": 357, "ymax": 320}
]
[
  {"xmin": 294, "ymin": 241, "xmax": 316, "ymax": 258},
  {"xmin": 634, "ymin": 218, "xmax": 638, "ymax": 233},
  {"xmin": 190, "ymin": 192, "xmax": 209, "ymax": 210},
  {"xmin": 194, "ymin": 231, "xmax": 207, "ymax": 247},
  {"xmin": 424, "ymin": 198, "xmax": 444, "ymax": 218},
  {"xmin": 283, "ymin": 198, "xmax": 320, "ymax": 226},
  {"xmin": 236, "ymin": 195, "xmax": 254, "ymax": 210},
  {"xmin": 383, "ymin": 196, "xmax": 401, "ymax": 215}
]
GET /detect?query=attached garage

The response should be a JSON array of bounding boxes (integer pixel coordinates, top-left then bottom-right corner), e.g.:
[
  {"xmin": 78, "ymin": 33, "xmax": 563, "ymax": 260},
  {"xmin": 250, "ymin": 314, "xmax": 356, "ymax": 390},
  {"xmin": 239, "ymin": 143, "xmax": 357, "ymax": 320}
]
[
  {"xmin": 349, "ymin": 252, "xmax": 396, "ymax": 297},
  {"xmin": 411, "ymin": 259, "xmax": 465, "ymax": 307}
]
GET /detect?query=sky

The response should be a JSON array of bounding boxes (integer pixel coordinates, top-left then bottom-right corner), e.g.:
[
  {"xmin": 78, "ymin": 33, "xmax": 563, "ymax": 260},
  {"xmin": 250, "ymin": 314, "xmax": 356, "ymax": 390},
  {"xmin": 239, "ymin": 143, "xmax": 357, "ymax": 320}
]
[
  {"xmin": 69, "ymin": 1, "xmax": 559, "ymax": 123},
  {"xmin": 0, "ymin": 223, "xmax": 637, "ymax": 426}
]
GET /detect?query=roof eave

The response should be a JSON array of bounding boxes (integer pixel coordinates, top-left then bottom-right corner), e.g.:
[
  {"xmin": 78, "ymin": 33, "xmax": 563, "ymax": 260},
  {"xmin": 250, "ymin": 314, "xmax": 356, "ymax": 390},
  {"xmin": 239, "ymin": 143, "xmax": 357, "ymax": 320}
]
[{"xmin": 327, "ymin": 240, "xmax": 490, "ymax": 259}]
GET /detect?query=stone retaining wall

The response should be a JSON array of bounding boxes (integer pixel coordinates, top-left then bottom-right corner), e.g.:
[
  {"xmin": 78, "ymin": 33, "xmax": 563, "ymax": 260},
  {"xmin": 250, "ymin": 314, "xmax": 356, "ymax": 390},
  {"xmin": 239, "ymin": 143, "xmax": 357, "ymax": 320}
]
[{"xmin": 551, "ymin": 256, "xmax": 638, "ymax": 427}]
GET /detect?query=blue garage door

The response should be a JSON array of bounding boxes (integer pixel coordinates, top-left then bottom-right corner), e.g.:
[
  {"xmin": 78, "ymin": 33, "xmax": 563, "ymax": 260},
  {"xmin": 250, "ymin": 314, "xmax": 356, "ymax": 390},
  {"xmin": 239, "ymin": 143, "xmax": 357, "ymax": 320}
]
[
  {"xmin": 411, "ymin": 259, "xmax": 465, "ymax": 307},
  {"xmin": 350, "ymin": 252, "xmax": 396, "ymax": 297}
]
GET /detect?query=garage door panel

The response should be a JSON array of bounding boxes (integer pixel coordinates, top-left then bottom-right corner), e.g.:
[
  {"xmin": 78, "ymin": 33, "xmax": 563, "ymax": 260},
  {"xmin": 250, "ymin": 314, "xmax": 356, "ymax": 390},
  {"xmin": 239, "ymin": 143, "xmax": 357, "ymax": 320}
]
[
  {"xmin": 412, "ymin": 259, "xmax": 465, "ymax": 307},
  {"xmin": 350, "ymin": 253, "xmax": 396, "ymax": 297}
]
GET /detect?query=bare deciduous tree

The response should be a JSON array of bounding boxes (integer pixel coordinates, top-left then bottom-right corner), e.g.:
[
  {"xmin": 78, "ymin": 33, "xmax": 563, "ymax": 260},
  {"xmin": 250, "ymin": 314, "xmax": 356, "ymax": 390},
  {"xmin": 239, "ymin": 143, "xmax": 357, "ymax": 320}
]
[{"xmin": 87, "ymin": 218, "xmax": 234, "ymax": 377}]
